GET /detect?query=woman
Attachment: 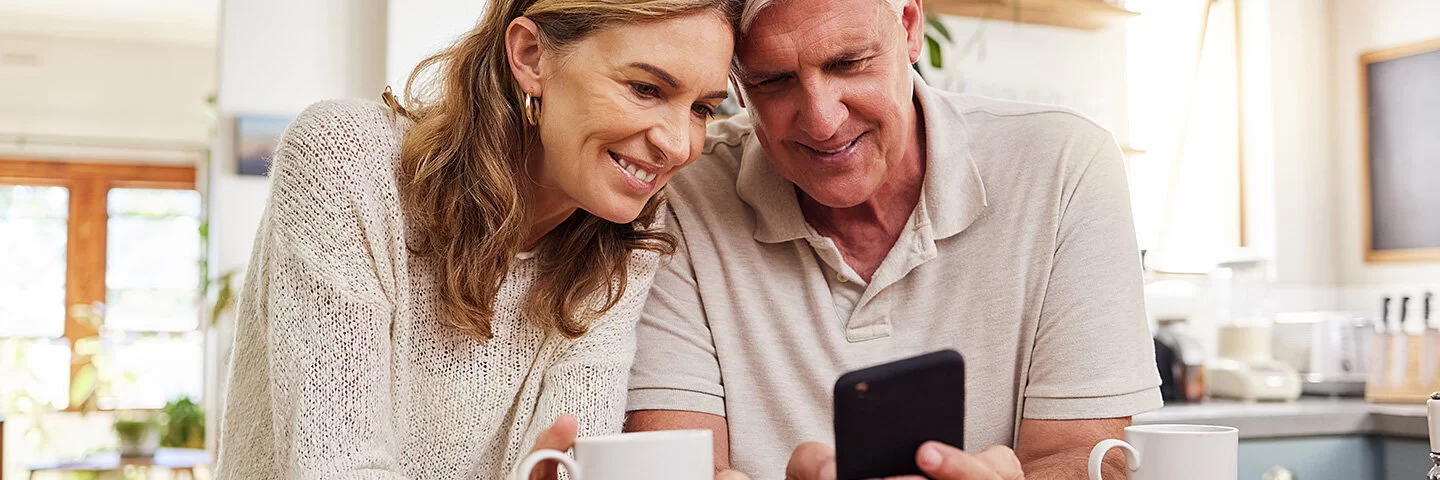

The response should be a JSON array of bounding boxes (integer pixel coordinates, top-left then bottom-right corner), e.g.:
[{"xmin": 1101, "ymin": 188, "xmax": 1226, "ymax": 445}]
[{"xmin": 215, "ymin": 0, "xmax": 740, "ymax": 478}]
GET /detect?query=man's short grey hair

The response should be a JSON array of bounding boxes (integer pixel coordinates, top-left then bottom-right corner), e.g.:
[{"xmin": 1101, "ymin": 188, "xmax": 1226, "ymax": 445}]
[{"xmin": 739, "ymin": 0, "xmax": 907, "ymax": 35}]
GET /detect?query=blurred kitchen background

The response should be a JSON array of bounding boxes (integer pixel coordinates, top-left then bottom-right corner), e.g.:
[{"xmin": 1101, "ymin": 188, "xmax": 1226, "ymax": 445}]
[{"xmin": 1, "ymin": 0, "xmax": 1438, "ymax": 478}]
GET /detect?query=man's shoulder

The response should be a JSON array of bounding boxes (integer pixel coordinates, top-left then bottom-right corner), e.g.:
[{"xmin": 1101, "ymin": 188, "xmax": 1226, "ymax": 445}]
[
  {"xmin": 655, "ymin": 116, "xmax": 760, "ymax": 237},
  {"xmin": 668, "ymin": 116, "xmax": 751, "ymax": 201},
  {"xmin": 696, "ymin": 114, "xmax": 753, "ymax": 177},
  {"xmin": 945, "ymin": 93, "xmax": 1116, "ymax": 149},
  {"xmin": 926, "ymin": 92, "xmax": 1121, "ymax": 185}
]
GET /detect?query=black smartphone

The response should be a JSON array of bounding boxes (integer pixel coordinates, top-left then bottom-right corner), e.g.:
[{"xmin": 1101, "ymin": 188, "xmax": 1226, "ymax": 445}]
[{"xmin": 833, "ymin": 349, "xmax": 965, "ymax": 480}]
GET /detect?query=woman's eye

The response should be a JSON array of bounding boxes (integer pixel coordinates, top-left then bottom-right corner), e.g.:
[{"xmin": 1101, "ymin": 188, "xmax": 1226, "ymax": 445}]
[
  {"xmin": 692, "ymin": 104, "xmax": 715, "ymax": 119},
  {"xmin": 631, "ymin": 82, "xmax": 661, "ymax": 99}
]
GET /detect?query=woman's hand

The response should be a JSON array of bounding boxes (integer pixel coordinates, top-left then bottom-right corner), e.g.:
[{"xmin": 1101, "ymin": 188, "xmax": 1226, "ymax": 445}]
[{"xmin": 527, "ymin": 414, "xmax": 579, "ymax": 480}]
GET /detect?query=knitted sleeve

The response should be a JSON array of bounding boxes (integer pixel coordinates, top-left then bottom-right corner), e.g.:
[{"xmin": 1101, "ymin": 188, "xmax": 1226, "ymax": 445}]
[
  {"xmin": 218, "ymin": 102, "xmax": 411, "ymax": 480},
  {"xmin": 517, "ymin": 249, "xmax": 663, "ymax": 461}
]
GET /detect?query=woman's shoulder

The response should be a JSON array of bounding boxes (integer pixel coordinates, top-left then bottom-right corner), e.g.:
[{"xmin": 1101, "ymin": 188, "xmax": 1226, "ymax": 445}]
[
  {"xmin": 282, "ymin": 99, "xmax": 406, "ymax": 158},
  {"xmin": 270, "ymin": 99, "xmax": 407, "ymax": 190}
]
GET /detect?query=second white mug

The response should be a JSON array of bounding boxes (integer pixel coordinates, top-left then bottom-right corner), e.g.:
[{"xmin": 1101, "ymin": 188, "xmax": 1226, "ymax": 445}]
[
  {"xmin": 513, "ymin": 429, "xmax": 713, "ymax": 480},
  {"xmin": 1088, "ymin": 424, "xmax": 1238, "ymax": 480}
]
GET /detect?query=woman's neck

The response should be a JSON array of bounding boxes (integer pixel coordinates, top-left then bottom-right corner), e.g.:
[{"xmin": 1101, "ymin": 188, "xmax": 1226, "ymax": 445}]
[
  {"xmin": 521, "ymin": 149, "xmax": 578, "ymax": 251},
  {"xmin": 523, "ymin": 187, "xmax": 577, "ymax": 251}
]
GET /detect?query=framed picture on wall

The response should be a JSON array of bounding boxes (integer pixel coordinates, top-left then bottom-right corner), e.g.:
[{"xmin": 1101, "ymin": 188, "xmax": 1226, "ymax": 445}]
[
  {"xmin": 1360, "ymin": 37, "xmax": 1440, "ymax": 262},
  {"xmin": 234, "ymin": 115, "xmax": 292, "ymax": 176}
]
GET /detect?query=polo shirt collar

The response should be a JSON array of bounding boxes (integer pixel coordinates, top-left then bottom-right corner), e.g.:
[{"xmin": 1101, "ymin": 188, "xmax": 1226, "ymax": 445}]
[{"xmin": 736, "ymin": 71, "xmax": 988, "ymax": 244}]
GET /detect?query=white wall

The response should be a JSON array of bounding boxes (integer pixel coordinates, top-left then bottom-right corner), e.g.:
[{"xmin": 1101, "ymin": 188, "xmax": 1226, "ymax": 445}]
[
  {"xmin": 1250, "ymin": 0, "xmax": 1342, "ymax": 310},
  {"xmin": 213, "ymin": 0, "xmax": 388, "ymax": 275},
  {"xmin": 0, "ymin": 32, "xmax": 214, "ymax": 163},
  {"xmin": 925, "ymin": 18, "xmax": 1131, "ymax": 145},
  {"xmin": 386, "ymin": 0, "xmax": 487, "ymax": 93},
  {"xmin": 1330, "ymin": 0, "xmax": 1440, "ymax": 296},
  {"xmin": 207, "ymin": 0, "xmax": 388, "ymax": 455}
]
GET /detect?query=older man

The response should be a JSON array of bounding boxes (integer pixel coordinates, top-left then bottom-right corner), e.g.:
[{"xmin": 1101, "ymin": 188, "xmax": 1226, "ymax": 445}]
[{"xmin": 625, "ymin": 0, "xmax": 1162, "ymax": 478}]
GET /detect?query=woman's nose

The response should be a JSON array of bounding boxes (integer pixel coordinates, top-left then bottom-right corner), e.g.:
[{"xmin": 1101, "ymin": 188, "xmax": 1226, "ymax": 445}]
[{"xmin": 647, "ymin": 109, "xmax": 691, "ymax": 166}]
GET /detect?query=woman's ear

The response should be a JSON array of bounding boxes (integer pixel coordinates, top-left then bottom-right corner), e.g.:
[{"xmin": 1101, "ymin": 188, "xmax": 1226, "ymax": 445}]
[{"xmin": 505, "ymin": 16, "xmax": 544, "ymax": 96}]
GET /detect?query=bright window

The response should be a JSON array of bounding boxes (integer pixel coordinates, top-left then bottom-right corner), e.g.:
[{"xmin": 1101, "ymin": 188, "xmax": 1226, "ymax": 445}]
[
  {"xmin": 105, "ymin": 188, "xmax": 203, "ymax": 332},
  {"xmin": 0, "ymin": 160, "xmax": 200, "ymax": 411},
  {"xmin": 1126, "ymin": 0, "xmax": 1244, "ymax": 273},
  {"xmin": 0, "ymin": 185, "xmax": 69, "ymax": 338}
]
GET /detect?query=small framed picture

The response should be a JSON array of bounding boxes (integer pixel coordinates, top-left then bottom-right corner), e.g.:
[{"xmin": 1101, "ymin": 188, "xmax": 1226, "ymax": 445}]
[{"xmin": 234, "ymin": 115, "xmax": 292, "ymax": 176}]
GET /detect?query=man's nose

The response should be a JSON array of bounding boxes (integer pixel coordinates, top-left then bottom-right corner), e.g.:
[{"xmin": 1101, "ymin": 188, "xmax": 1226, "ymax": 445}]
[{"xmin": 794, "ymin": 78, "xmax": 847, "ymax": 142}]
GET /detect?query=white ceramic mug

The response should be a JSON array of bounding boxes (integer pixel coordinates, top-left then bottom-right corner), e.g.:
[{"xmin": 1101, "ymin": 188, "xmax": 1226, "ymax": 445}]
[
  {"xmin": 1087, "ymin": 424, "xmax": 1238, "ymax": 480},
  {"xmin": 513, "ymin": 429, "xmax": 713, "ymax": 480}
]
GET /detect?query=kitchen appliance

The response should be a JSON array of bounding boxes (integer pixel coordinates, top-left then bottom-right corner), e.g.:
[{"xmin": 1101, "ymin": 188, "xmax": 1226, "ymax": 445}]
[
  {"xmin": 1272, "ymin": 311, "xmax": 1372, "ymax": 397},
  {"xmin": 1146, "ymin": 278, "xmax": 1206, "ymax": 403},
  {"xmin": 1206, "ymin": 254, "xmax": 1302, "ymax": 401},
  {"xmin": 1154, "ymin": 319, "xmax": 1207, "ymax": 403},
  {"xmin": 1207, "ymin": 357, "xmax": 1303, "ymax": 401},
  {"xmin": 1208, "ymin": 324, "xmax": 1303, "ymax": 401}
]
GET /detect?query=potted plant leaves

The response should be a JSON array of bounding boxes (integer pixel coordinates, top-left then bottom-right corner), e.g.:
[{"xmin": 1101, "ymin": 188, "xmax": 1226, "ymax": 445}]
[
  {"xmin": 161, "ymin": 396, "xmax": 205, "ymax": 449},
  {"xmin": 114, "ymin": 416, "xmax": 160, "ymax": 457}
]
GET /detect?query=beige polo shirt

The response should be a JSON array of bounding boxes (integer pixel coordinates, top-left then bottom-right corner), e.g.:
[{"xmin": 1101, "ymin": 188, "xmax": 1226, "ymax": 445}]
[{"xmin": 628, "ymin": 75, "xmax": 1163, "ymax": 479}]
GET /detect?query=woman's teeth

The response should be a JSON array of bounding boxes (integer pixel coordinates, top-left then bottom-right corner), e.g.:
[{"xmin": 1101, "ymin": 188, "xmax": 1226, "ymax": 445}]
[{"xmin": 614, "ymin": 155, "xmax": 657, "ymax": 183}]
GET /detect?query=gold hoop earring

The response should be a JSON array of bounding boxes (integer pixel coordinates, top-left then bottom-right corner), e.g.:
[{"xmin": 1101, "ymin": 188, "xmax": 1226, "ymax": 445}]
[{"xmin": 523, "ymin": 92, "xmax": 542, "ymax": 126}]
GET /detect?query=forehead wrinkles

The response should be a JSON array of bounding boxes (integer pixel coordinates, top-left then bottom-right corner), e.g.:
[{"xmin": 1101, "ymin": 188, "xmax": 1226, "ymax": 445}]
[{"xmin": 738, "ymin": 2, "xmax": 889, "ymax": 73}]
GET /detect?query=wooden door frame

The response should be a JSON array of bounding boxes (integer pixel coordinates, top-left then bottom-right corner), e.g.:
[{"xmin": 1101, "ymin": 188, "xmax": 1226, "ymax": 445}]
[{"xmin": 0, "ymin": 158, "xmax": 197, "ymax": 409}]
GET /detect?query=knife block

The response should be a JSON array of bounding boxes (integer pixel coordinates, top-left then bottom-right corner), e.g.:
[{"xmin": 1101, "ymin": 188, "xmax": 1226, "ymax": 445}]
[{"xmin": 1366, "ymin": 332, "xmax": 1440, "ymax": 404}]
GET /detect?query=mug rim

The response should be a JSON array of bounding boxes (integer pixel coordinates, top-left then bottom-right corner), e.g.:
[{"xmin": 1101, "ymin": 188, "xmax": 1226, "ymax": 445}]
[
  {"xmin": 1126, "ymin": 424, "xmax": 1239, "ymax": 435},
  {"xmin": 579, "ymin": 429, "xmax": 712, "ymax": 445}
]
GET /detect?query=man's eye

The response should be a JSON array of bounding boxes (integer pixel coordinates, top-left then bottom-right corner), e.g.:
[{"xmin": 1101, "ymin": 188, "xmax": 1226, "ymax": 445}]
[
  {"xmin": 748, "ymin": 77, "xmax": 787, "ymax": 91},
  {"xmin": 631, "ymin": 82, "xmax": 661, "ymax": 98}
]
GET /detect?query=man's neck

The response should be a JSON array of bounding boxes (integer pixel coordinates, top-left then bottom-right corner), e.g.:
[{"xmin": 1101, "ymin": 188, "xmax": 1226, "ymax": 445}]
[{"xmin": 800, "ymin": 98, "xmax": 926, "ymax": 282}]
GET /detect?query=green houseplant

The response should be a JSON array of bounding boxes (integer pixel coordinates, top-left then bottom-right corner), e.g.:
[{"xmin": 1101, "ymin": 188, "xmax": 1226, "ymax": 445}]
[
  {"xmin": 113, "ymin": 417, "xmax": 159, "ymax": 457},
  {"xmin": 160, "ymin": 396, "xmax": 205, "ymax": 449},
  {"xmin": 918, "ymin": 15, "xmax": 954, "ymax": 72}
]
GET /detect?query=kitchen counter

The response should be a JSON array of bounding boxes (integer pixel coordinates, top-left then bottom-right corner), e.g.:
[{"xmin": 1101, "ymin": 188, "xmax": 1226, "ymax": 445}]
[{"xmin": 1134, "ymin": 397, "xmax": 1429, "ymax": 440}]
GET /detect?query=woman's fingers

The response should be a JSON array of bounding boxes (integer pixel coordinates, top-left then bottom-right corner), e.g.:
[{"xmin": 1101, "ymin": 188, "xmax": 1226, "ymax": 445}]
[
  {"xmin": 716, "ymin": 469, "xmax": 752, "ymax": 480},
  {"xmin": 528, "ymin": 414, "xmax": 579, "ymax": 480}
]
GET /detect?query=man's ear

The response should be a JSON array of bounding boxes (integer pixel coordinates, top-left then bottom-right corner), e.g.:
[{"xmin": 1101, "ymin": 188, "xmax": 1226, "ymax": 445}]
[
  {"xmin": 900, "ymin": 0, "xmax": 925, "ymax": 65},
  {"xmin": 505, "ymin": 16, "xmax": 544, "ymax": 96}
]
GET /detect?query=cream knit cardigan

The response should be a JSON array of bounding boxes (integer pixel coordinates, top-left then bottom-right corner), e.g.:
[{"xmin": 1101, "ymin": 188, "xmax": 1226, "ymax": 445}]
[{"xmin": 216, "ymin": 99, "xmax": 661, "ymax": 480}]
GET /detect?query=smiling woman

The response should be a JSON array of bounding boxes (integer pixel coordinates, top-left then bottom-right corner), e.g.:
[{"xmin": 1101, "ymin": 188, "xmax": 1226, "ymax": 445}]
[{"xmin": 214, "ymin": 0, "xmax": 741, "ymax": 479}]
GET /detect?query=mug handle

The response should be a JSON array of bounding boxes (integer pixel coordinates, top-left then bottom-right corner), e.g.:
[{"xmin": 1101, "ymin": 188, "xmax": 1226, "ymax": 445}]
[
  {"xmin": 1088, "ymin": 439, "xmax": 1141, "ymax": 480},
  {"xmin": 514, "ymin": 449, "xmax": 581, "ymax": 480}
]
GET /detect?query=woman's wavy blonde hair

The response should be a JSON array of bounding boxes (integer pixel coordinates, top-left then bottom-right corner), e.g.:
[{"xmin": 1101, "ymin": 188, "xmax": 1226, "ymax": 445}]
[{"xmin": 385, "ymin": 0, "xmax": 741, "ymax": 341}]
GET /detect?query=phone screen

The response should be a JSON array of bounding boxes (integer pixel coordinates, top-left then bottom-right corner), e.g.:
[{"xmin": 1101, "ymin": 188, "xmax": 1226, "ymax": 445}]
[{"xmin": 833, "ymin": 349, "xmax": 966, "ymax": 480}]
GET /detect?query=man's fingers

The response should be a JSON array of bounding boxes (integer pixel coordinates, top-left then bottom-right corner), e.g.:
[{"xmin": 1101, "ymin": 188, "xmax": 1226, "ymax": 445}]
[
  {"xmin": 785, "ymin": 442, "xmax": 837, "ymax": 480},
  {"xmin": 915, "ymin": 441, "xmax": 1010, "ymax": 480},
  {"xmin": 973, "ymin": 445, "xmax": 1024, "ymax": 479}
]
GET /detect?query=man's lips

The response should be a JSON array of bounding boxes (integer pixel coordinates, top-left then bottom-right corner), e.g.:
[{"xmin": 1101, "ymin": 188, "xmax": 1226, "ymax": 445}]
[{"xmin": 797, "ymin": 134, "xmax": 863, "ymax": 155}]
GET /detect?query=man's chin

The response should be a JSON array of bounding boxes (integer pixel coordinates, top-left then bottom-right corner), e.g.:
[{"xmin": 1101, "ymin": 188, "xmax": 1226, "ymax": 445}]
[{"xmin": 799, "ymin": 184, "xmax": 879, "ymax": 209}]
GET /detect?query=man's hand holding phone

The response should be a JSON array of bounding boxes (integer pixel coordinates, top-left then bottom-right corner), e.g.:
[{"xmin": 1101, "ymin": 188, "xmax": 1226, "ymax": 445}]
[{"xmin": 785, "ymin": 441, "xmax": 1024, "ymax": 480}]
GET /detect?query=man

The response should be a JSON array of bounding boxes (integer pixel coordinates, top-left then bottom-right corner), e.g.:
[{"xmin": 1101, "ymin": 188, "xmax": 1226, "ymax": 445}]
[{"xmin": 625, "ymin": 0, "xmax": 1162, "ymax": 478}]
